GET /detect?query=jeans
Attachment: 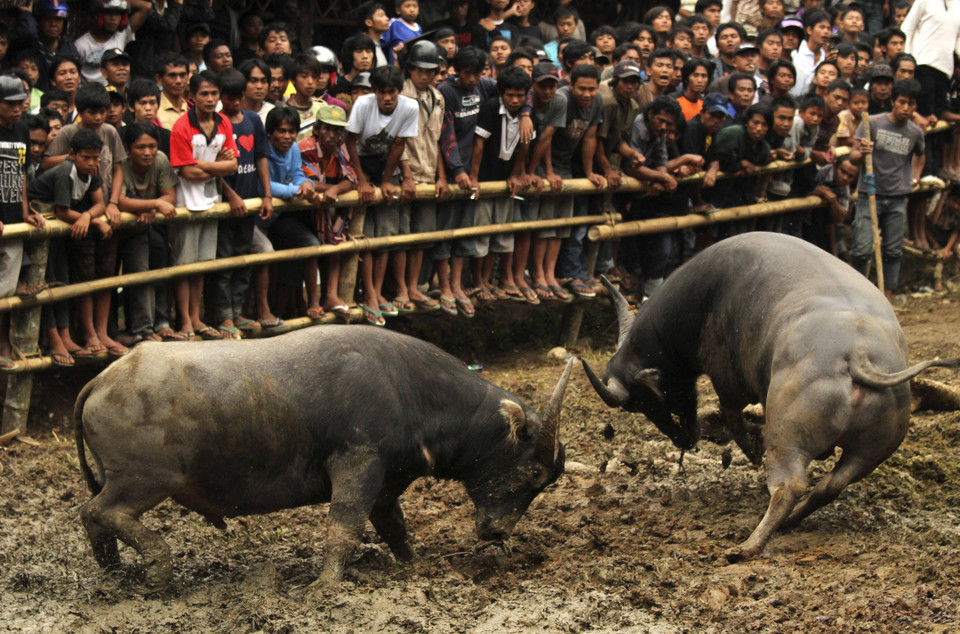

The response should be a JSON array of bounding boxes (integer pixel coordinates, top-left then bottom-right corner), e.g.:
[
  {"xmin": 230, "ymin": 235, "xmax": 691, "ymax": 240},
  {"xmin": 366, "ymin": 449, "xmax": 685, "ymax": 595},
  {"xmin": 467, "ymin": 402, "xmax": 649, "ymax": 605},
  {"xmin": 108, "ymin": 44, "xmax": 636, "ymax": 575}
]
[
  {"xmin": 850, "ymin": 195, "xmax": 907, "ymax": 290},
  {"xmin": 556, "ymin": 194, "xmax": 594, "ymax": 281},
  {"xmin": 116, "ymin": 229, "xmax": 153, "ymax": 335}
]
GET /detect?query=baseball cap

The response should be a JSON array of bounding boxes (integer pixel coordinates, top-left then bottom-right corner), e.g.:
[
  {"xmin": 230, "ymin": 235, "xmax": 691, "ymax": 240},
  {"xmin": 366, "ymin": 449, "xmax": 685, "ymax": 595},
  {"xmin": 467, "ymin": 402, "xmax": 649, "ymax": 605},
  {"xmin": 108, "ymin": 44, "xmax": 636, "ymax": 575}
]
[
  {"xmin": 613, "ymin": 60, "xmax": 642, "ymax": 79},
  {"xmin": 100, "ymin": 48, "xmax": 130, "ymax": 66},
  {"xmin": 735, "ymin": 42, "xmax": 760, "ymax": 55},
  {"xmin": 104, "ymin": 85, "xmax": 125, "ymax": 103},
  {"xmin": 870, "ymin": 61, "xmax": 894, "ymax": 80},
  {"xmin": 780, "ymin": 18, "xmax": 804, "ymax": 32},
  {"xmin": 185, "ymin": 22, "xmax": 211, "ymax": 36},
  {"xmin": 352, "ymin": 72, "xmax": 372, "ymax": 89},
  {"xmin": 702, "ymin": 92, "xmax": 730, "ymax": 114},
  {"xmin": 532, "ymin": 62, "xmax": 560, "ymax": 83},
  {"xmin": 317, "ymin": 104, "xmax": 348, "ymax": 127}
]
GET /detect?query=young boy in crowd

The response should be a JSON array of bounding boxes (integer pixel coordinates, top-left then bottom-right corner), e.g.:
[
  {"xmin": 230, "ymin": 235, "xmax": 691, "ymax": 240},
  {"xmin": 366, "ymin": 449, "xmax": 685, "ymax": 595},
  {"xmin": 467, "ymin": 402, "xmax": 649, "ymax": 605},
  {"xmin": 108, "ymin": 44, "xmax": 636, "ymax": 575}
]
[
  {"xmin": 769, "ymin": 93, "xmax": 822, "ymax": 208},
  {"xmin": 285, "ymin": 53, "xmax": 325, "ymax": 140},
  {"xmin": 399, "ymin": 41, "xmax": 445, "ymax": 311},
  {"xmin": 849, "ymin": 79, "xmax": 925, "ymax": 299},
  {"xmin": 544, "ymin": 6, "xmax": 580, "ymax": 69},
  {"xmin": 116, "ymin": 122, "xmax": 178, "ymax": 344},
  {"xmin": 22, "ymin": 113, "xmax": 48, "ymax": 183},
  {"xmin": 28, "ymin": 130, "xmax": 123, "ymax": 358},
  {"xmin": 551, "ymin": 64, "xmax": 607, "ymax": 300},
  {"xmin": 836, "ymin": 87, "xmax": 869, "ymax": 147},
  {"xmin": 105, "ymin": 87, "xmax": 125, "ymax": 128},
  {"xmin": 168, "ymin": 70, "xmax": 238, "ymax": 339},
  {"xmin": 436, "ymin": 47, "xmax": 499, "ymax": 316},
  {"xmin": 385, "ymin": 0, "xmax": 422, "ymax": 66},
  {"xmin": 361, "ymin": 3, "xmax": 391, "ymax": 68},
  {"xmin": 298, "ymin": 105, "xmax": 356, "ymax": 317},
  {"xmin": 125, "ymin": 78, "xmax": 169, "ymax": 152},
  {"xmin": 346, "ymin": 65, "xmax": 418, "ymax": 326},
  {"xmin": 238, "ymin": 58, "xmax": 275, "ymax": 125},
  {"xmin": 263, "ymin": 106, "xmax": 325, "ymax": 321},
  {"xmin": 469, "ymin": 66, "xmax": 533, "ymax": 300},
  {"xmin": 214, "ymin": 68, "xmax": 273, "ymax": 336},
  {"xmin": 42, "ymin": 83, "xmax": 126, "ymax": 234}
]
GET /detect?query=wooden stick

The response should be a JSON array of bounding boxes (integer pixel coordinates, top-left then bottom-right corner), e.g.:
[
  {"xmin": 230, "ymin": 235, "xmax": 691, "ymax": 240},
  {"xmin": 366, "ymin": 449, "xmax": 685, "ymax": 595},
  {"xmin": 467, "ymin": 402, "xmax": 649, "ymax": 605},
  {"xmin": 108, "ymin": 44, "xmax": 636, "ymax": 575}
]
[
  {"xmin": 0, "ymin": 428, "xmax": 19, "ymax": 446},
  {"xmin": 0, "ymin": 212, "xmax": 621, "ymax": 313},
  {"xmin": 861, "ymin": 112, "xmax": 885, "ymax": 293}
]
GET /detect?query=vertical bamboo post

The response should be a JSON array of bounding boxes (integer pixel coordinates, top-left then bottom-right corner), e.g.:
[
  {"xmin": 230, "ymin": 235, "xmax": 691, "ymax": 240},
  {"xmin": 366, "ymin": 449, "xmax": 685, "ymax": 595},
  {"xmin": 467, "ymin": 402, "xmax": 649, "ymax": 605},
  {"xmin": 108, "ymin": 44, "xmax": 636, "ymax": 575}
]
[
  {"xmin": 560, "ymin": 240, "xmax": 600, "ymax": 348},
  {"xmin": 338, "ymin": 207, "xmax": 367, "ymax": 305},
  {"xmin": 861, "ymin": 112, "xmax": 885, "ymax": 293},
  {"xmin": 1, "ymin": 239, "xmax": 48, "ymax": 437}
]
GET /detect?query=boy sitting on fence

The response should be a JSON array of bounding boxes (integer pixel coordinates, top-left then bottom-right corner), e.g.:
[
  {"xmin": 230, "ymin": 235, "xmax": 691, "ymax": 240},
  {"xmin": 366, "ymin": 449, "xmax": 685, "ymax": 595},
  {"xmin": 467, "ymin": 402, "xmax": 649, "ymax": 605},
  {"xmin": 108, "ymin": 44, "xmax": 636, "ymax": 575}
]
[
  {"xmin": 27, "ymin": 129, "xmax": 122, "ymax": 360},
  {"xmin": 469, "ymin": 66, "xmax": 534, "ymax": 300},
  {"xmin": 299, "ymin": 105, "xmax": 356, "ymax": 318}
]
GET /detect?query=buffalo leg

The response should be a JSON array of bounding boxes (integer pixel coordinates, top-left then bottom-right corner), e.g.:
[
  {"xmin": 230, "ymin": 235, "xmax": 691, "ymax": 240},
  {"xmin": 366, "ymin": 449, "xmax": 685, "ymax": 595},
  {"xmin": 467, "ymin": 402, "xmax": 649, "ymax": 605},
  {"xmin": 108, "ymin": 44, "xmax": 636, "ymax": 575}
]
[
  {"xmin": 317, "ymin": 452, "xmax": 384, "ymax": 584},
  {"xmin": 720, "ymin": 405, "xmax": 765, "ymax": 465},
  {"xmin": 80, "ymin": 502, "xmax": 120, "ymax": 569},
  {"xmin": 81, "ymin": 485, "xmax": 173, "ymax": 590},
  {"xmin": 726, "ymin": 447, "xmax": 809, "ymax": 561},
  {"xmin": 780, "ymin": 453, "xmax": 874, "ymax": 529},
  {"xmin": 370, "ymin": 498, "xmax": 415, "ymax": 561}
]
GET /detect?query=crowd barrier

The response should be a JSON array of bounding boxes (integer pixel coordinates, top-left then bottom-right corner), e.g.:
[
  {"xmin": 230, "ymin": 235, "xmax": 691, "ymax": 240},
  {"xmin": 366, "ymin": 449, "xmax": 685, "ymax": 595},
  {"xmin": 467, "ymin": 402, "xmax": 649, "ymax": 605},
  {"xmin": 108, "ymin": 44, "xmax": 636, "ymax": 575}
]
[{"xmin": 0, "ymin": 121, "xmax": 954, "ymax": 437}]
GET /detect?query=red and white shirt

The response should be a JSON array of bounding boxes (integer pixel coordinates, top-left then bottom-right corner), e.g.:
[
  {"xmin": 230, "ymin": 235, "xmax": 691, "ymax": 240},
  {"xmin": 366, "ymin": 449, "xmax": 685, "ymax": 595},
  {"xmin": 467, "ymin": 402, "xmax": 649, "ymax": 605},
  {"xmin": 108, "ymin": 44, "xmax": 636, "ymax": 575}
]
[{"xmin": 170, "ymin": 109, "xmax": 238, "ymax": 211}]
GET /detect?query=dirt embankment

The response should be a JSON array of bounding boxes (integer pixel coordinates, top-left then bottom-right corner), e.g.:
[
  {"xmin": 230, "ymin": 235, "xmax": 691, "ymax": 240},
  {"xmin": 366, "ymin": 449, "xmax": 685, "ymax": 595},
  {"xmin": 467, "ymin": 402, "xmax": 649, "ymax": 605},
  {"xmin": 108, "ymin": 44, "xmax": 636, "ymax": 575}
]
[{"xmin": 1, "ymin": 296, "xmax": 959, "ymax": 633}]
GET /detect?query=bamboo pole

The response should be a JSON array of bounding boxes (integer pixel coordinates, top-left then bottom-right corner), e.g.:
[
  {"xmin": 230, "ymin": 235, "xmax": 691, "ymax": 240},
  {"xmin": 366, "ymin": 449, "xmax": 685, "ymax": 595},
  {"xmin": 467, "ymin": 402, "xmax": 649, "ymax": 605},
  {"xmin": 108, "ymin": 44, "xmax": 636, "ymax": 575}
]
[
  {"xmin": 1, "ymin": 239, "xmax": 48, "ymax": 436},
  {"xmin": 0, "ymin": 212, "xmax": 621, "ymax": 313},
  {"xmin": 588, "ymin": 196, "xmax": 825, "ymax": 241},
  {"xmin": 861, "ymin": 112, "xmax": 885, "ymax": 293}
]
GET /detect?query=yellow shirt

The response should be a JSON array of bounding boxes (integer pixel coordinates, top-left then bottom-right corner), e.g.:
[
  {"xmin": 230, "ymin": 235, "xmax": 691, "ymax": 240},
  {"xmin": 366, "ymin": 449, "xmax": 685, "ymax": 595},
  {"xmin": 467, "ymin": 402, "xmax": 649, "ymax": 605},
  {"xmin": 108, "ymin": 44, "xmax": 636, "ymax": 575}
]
[{"xmin": 157, "ymin": 92, "xmax": 188, "ymax": 131}]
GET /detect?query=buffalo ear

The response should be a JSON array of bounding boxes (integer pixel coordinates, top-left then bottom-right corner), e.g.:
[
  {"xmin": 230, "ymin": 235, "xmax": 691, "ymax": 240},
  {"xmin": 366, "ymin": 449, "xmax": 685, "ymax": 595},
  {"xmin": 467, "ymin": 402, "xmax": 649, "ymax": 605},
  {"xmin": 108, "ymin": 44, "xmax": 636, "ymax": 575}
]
[
  {"xmin": 636, "ymin": 368, "xmax": 664, "ymax": 401},
  {"xmin": 501, "ymin": 399, "xmax": 529, "ymax": 445}
]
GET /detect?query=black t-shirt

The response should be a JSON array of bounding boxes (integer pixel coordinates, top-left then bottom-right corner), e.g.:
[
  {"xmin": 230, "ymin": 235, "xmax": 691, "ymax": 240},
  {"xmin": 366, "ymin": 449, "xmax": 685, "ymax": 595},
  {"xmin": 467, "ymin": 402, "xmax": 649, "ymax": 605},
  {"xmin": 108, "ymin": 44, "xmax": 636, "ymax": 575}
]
[
  {"xmin": 0, "ymin": 122, "xmax": 28, "ymax": 224},
  {"xmin": 475, "ymin": 97, "xmax": 524, "ymax": 181},
  {"xmin": 508, "ymin": 20, "xmax": 542, "ymax": 45},
  {"xmin": 430, "ymin": 19, "xmax": 488, "ymax": 51}
]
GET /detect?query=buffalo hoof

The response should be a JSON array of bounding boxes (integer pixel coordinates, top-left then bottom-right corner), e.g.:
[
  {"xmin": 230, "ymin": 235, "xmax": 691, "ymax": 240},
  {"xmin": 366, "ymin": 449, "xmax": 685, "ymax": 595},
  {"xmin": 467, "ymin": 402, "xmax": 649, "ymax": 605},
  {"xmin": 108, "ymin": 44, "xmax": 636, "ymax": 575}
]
[
  {"xmin": 723, "ymin": 544, "xmax": 761, "ymax": 563},
  {"xmin": 142, "ymin": 561, "xmax": 174, "ymax": 593}
]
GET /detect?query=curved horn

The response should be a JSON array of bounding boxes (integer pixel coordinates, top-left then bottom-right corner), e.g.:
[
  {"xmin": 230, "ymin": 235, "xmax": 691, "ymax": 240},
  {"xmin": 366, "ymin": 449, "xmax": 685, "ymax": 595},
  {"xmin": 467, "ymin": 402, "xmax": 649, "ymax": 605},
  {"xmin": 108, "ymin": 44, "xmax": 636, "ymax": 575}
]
[
  {"xmin": 636, "ymin": 368, "xmax": 664, "ymax": 401},
  {"xmin": 537, "ymin": 356, "xmax": 575, "ymax": 463},
  {"xmin": 581, "ymin": 357, "xmax": 630, "ymax": 407},
  {"xmin": 601, "ymin": 275, "xmax": 635, "ymax": 351}
]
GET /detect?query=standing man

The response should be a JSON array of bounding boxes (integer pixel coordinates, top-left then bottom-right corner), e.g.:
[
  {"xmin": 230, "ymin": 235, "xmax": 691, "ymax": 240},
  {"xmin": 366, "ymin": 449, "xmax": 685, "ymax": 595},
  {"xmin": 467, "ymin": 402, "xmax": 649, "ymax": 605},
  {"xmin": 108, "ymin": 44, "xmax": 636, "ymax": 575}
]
[
  {"xmin": 155, "ymin": 52, "xmax": 189, "ymax": 131},
  {"xmin": 790, "ymin": 9, "xmax": 831, "ymax": 98},
  {"xmin": 849, "ymin": 79, "xmax": 925, "ymax": 300}
]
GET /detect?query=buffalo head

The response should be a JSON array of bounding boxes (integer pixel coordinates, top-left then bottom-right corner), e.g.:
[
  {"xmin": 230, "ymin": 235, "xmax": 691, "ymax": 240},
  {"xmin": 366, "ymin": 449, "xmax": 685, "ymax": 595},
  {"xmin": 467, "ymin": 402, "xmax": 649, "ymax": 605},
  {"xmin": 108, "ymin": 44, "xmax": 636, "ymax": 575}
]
[
  {"xmin": 467, "ymin": 357, "xmax": 574, "ymax": 544},
  {"xmin": 581, "ymin": 277, "xmax": 699, "ymax": 450}
]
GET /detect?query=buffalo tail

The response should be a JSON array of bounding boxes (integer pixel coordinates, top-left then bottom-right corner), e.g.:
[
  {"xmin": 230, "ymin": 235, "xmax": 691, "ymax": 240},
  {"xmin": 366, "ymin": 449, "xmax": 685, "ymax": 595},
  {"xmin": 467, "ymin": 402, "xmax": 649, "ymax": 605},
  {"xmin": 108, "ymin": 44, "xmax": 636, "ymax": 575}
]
[
  {"xmin": 850, "ymin": 349, "xmax": 960, "ymax": 389},
  {"xmin": 74, "ymin": 378, "xmax": 103, "ymax": 496}
]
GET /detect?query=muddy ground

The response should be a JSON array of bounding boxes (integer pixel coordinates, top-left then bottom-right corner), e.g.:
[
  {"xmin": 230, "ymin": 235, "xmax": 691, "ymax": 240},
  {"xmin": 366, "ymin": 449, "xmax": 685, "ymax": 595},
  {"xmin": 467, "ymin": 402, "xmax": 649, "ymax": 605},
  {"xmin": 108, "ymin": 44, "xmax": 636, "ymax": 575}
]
[{"xmin": 1, "ymin": 291, "xmax": 959, "ymax": 633}]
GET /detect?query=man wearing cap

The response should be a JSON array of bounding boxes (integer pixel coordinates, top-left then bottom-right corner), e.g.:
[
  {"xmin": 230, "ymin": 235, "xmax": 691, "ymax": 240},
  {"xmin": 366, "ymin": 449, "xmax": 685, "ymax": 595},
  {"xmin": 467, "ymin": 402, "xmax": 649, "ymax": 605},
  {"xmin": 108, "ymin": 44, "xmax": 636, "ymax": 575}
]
[
  {"xmin": 14, "ymin": 1, "xmax": 81, "ymax": 91},
  {"xmin": 74, "ymin": 0, "xmax": 150, "ymax": 85},
  {"xmin": 0, "ymin": 76, "xmax": 40, "ymax": 371},
  {"xmin": 682, "ymin": 92, "xmax": 731, "ymax": 210},
  {"xmin": 790, "ymin": 9, "xmax": 832, "ymax": 97},
  {"xmin": 100, "ymin": 48, "xmax": 130, "ymax": 97},
  {"xmin": 400, "ymin": 41, "xmax": 445, "ymax": 312},
  {"xmin": 779, "ymin": 17, "xmax": 805, "ymax": 61},
  {"xmin": 709, "ymin": 42, "xmax": 761, "ymax": 96},
  {"xmin": 867, "ymin": 62, "xmax": 895, "ymax": 114},
  {"xmin": 599, "ymin": 61, "xmax": 641, "ymax": 169}
]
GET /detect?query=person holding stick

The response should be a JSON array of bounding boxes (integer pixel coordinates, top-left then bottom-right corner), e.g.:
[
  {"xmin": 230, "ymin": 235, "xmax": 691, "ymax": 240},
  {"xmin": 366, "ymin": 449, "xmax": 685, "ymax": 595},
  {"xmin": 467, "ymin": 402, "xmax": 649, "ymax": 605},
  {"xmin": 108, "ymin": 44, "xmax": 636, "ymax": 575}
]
[{"xmin": 849, "ymin": 78, "xmax": 925, "ymax": 300}]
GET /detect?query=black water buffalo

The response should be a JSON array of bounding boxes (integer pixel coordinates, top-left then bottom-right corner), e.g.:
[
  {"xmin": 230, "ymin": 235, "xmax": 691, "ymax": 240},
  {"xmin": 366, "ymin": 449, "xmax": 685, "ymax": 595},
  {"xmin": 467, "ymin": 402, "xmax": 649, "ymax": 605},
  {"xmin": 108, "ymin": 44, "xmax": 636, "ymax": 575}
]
[
  {"xmin": 583, "ymin": 232, "xmax": 958, "ymax": 560},
  {"xmin": 75, "ymin": 327, "xmax": 574, "ymax": 590}
]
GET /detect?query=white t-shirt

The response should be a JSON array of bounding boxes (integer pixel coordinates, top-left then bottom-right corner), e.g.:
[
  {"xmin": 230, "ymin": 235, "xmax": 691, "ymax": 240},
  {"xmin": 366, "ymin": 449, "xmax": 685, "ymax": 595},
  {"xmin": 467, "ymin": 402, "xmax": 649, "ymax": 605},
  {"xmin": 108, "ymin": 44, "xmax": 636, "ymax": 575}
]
[
  {"xmin": 74, "ymin": 28, "xmax": 136, "ymax": 85},
  {"xmin": 346, "ymin": 93, "xmax": 419, "ymax": 162}
]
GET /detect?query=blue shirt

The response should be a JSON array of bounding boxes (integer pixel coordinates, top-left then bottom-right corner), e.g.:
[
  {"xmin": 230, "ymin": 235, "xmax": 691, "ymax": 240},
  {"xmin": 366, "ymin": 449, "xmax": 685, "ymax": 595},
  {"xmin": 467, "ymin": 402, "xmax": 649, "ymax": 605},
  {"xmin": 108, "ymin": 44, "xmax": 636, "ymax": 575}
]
[{"xmin": 385, "ymin": 19, "xmax": 422, "ymax": 65}]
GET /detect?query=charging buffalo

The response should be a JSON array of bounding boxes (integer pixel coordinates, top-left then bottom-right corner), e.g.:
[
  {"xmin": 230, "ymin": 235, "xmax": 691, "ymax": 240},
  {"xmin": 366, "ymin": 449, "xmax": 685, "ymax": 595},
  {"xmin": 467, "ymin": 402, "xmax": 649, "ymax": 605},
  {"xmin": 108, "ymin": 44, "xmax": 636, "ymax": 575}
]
[
  {"xmin": 583, "ymin": 232, "xmax": 958, "ymax": 560},
  {"xmin": 75, "ymin": 327, "xmax": 573, "ymax": 589}
]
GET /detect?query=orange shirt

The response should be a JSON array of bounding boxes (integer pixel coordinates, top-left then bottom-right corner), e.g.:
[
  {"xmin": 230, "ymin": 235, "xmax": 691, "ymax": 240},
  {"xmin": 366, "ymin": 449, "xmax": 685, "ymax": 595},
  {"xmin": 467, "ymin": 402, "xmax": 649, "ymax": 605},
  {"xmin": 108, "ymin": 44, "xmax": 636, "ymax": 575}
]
[{"xmin": 677, "ymin": 95, "xmax": 703, "ymax": 121}]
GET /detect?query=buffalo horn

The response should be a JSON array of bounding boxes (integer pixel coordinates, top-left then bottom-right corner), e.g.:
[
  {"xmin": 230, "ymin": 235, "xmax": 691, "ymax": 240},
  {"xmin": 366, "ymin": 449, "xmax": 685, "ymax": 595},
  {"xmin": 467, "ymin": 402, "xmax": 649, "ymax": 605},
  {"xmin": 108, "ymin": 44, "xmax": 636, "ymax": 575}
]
[
  {"xmin": 581, "ymin": 357, "xmax": 630, "ymax": 407},
  {"xmin": 600, "ymin": 275, "xmax": 634, "ymax": 351},
  {"xmin": 538, "ymin": 356, "xmax": 575, "ymax": 463}
]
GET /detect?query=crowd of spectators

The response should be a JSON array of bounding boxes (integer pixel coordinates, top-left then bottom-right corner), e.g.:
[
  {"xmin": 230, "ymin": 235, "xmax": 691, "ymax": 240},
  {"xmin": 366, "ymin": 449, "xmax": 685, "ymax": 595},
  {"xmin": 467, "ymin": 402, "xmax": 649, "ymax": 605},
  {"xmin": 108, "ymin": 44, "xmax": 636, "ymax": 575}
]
[{"xmin": 0, "ymin": 0, "xmax": 958, "ymax": 371}]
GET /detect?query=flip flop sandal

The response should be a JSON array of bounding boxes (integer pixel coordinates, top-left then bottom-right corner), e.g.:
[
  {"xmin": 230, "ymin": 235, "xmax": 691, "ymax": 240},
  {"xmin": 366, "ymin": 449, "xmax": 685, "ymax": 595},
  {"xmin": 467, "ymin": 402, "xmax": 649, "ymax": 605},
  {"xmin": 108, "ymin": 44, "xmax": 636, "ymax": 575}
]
[
  {"xmin": 328, "ymin": 304, "xmax": 352, "ymax": 318},
  {"xmin": 412, "ymin": 297, "xmax": 440, "ymax": 311},
  {"xmin": 236, "ymin": 318, "xmax": 261, "ymax": 331},
  {"xmin": 379, "ymin": 302, "xmax": 399, "ymax": 317},
  {"xmin": 159, "ymin": 329, "xmax": 188, "ymax": 342},
  {"xmin": 500, "ymin": 285, "xmax": 525, "ymax": 301},
  {"xmin": 475, "ymin": 289, "xmax": 497, "ymax": 302},
  {"xmin": 395, "ymin": 299, "xmax": 416, "ymax": 313},
  {"xmin": 306, "ymin": 307, "xmax": 325, "ymax": 319},
  {"xmin": 105, "ymin": 343, "xmax": 130, "ymax": 358},
  {"xmin": 519, "ymin": 286, "xmax": 540, "ymax": 305},
  {"xmin": 259, "ymin": 318, "xmax": 287, "ymax": 330},
  {"xmin": 71, "ymin": 345, "xmax": 107, "ymax": 361},
  {"xmin": 197, "ymin": 326, "xmax": 222, "ymax": 340},
  {"xmin": 456, "ymin": 298, "xmax": 476, "ymax": 318},
  {"xmin": 532, "ymin": 283, "xmax": 555, "ymax": 300},
  {"xmin": 0, "ymin": 356, "xmax": 18, "ymax": 372},
  {"xmin": 439, "ymin": 296, "xmax": 458, "ymax": 316},
  {"xmin": 568, "ymin": 280, "xmax": 597, "ymax": 298},
  {"xmin": 218, "ymin": 326, "xmax": 240, "ymax": 340},
  {"xmin": 549, "ymin": 285, "xmax": 573, "ymax": 303},
  {"xmin": 362, "ymin": 304, "xmax": 386, "ymax": 327},
  {"xmin": 50, "ymin": 352, "xmax": 75, "ymax": 367}
]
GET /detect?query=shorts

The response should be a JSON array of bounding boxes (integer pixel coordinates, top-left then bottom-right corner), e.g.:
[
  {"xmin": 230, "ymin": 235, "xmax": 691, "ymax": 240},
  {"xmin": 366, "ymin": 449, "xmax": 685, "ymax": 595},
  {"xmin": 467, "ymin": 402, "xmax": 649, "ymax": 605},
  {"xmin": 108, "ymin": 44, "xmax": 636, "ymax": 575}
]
[
  {"xmin": 537, "ymin": 194, "xmax": 574, "ymax": 239},
  {"xmin": 66, "ymin": 234, "xmax": 118, "ymax": 283},
  {"xmin": 0, "ymin": 237, "xmax": 24, "ymax": 298},
  {"xmin": 169, "ymin": 217, "xmax": 218, "ymax": 265},
  {"xmin": 410, "ymin": 200, "xmax": 437, "ymax": 249},
  {"xmin": 250, "ymin": 225, "xmax": 274, "ymax": 254},
  {"xmin": 433, "ymin": 199, "xmax": 476, "ymax": 260},
  {"xmin": 516, "ymin": 194, "xmax": 539, "ymax": 223},
  {"xmin": 474, "ymin": 197, "xmax": 515, "ymax": 257}
]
